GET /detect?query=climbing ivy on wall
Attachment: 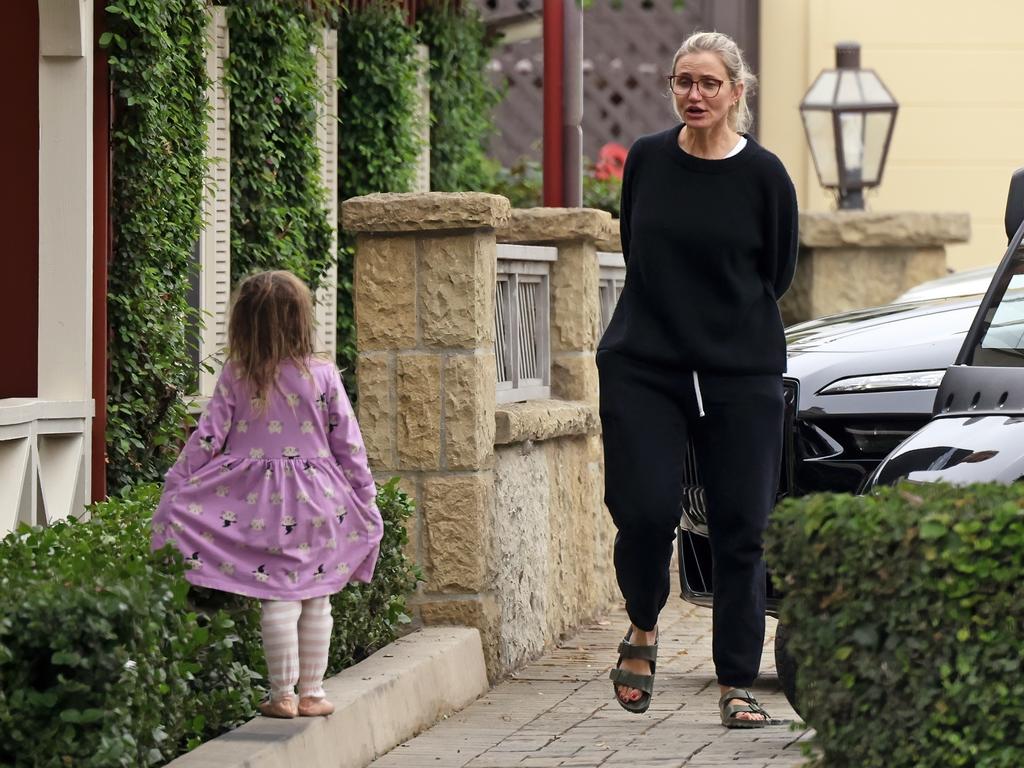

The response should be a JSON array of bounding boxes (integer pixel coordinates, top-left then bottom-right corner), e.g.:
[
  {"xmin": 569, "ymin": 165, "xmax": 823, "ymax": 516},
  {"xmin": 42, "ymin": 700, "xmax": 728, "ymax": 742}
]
[
  {"xmin": 226, "ymin": 0, "xmax": 334, "ymax": 289},
  {"xmin": 103, "ymin": 0, "xmax": 209, "ymax": 493},
  {"xmin": 336, "ymin": 3, "xmax": 421, "ymax": 385},
  {"xmin": 418, "ymin": 1, "xmax": 501, "ymax": 193}
]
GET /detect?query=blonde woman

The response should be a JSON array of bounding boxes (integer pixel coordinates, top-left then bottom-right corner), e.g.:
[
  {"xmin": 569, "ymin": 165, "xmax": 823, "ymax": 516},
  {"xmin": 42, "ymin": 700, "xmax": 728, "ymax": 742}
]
[{"xmin": 599, "ymin": 31, "xmax": 797, "ymax": 726}]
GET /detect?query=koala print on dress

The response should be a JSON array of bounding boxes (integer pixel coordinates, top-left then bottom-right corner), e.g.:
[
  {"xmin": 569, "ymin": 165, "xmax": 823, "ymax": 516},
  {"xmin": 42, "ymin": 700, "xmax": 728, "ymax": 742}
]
[
  {"xmin": 253, "ymin": 564, "xmax": 270, "ymax": 583},
  {"xmin": 268, "ymin": 421, "xmax": 283, "ymax": 434},
  {"xmin": 221, "ymin": 510, "xmax": 238, "ymax": 528},
  {"xmin": 282, "ymin": 516, "xmax": 297, "ymax": 535}
]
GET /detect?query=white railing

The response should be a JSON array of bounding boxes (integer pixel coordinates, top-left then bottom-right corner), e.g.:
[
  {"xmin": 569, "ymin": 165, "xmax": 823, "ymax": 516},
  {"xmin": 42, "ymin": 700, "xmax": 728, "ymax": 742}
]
[
  {"xmin": 598, "ymin": 251, "xmax": 626, "ymax": 333},
  {"xmin": 494, "ymin": 243, "xmax": 555, "ymax": 404},
  {"xmin": 0, "ymin": 399, "xmax": 93, "ymax": 536}
]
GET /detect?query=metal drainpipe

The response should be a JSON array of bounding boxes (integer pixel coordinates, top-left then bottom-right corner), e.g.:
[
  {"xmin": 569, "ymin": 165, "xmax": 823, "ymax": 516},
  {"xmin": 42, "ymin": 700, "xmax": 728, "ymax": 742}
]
[
  {"xmin": 543, "ymin": 0, "xmax": 564, "ymax": 207},
  {"xmin": 562, "ymin": 0, "xmax": 583, "ymax": 207}
]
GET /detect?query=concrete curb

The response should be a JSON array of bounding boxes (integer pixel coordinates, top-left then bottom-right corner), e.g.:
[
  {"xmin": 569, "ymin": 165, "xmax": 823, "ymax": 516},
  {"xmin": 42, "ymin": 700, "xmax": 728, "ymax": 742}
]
[{"xmin": 167, "ymin": 626, "xmax": 488, "ymax": 768}]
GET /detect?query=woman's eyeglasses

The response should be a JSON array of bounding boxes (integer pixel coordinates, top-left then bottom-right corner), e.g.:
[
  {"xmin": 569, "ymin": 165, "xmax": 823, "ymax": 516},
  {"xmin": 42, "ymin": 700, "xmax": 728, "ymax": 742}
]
[{"xmin": 666, "ymin": 75, "xmax": 725, "ymax": 98}]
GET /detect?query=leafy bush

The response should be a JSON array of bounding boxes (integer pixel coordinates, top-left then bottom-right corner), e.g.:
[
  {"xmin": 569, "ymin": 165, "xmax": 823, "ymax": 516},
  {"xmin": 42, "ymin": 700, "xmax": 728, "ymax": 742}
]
[
  {"xmin": 418, "ymin": 2, "xmax": 502, "ymax": 193},
  {"xmin": 0, "ymin": 480, "xmax": 417, "ymax": 767},
  {"xmin": 103, "ymin": 0, "xmax": 209, "ymax": 493},
  {"xmin": 336, "ymin": 3, "xmax": 421, "ymax": 392},
  {"xmin": 226, "ymin": 0, "xmax": 334, "ymax": 289},
  {"xmin": 487, "ymin": 157, "xmax": 623, "ymax": 217},
  {"xmin": 767, "ymin": 483, "xmax": 1024, "ymax": 768}
]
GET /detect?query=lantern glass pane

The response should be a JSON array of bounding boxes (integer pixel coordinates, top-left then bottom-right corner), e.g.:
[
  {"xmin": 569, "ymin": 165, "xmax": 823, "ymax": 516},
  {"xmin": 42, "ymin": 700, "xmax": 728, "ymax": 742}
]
[
  {"xmin": 862, "ymin": 111, "xmax": 895, "ymax": 183},
  {"xmin": 802, "ymin": 70, "xmax": 838, "ymax": 107},
  {"xmin": 857, "ymin": 70, "xmax": 896, "ymax": 106},
  {"xmin": 801, "ymin": 110, "xmax": 839, "ymax": 185},
  {"xmin": 836, "ymin": 70, "xmax": 864, "ymax": 105},
  {"xmin": 839, "ymin": 111, "xmax": 865, "ymax": 176}
]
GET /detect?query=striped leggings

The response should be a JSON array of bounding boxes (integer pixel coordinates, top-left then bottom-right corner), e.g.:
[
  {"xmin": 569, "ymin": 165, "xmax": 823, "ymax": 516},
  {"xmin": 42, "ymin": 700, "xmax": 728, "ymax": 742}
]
[{"xmin": 261, "ymin": 597, "xmax": 333, "ymax": 700}]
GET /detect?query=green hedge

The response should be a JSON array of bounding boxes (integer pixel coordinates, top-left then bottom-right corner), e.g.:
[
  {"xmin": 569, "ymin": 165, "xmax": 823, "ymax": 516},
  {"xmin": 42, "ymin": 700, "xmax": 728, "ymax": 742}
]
[
  {"xmin": 0, "ymin": 480, "xmax": 417, "ymax": 767},
  {"xmin": 767, "ymin": 483, "xmax": 1024, "ymax": 768},
  {"xmin": 335, "ymin": 3, "xmax": 421, "ymax": 390},
  {"xmin": 418, "ymin": 2, "xmax": 501, "ymax": 193},
  {"xmin": 103, "ymin": 0, "xmax": 209, "ymax": 493},
  {"xmin": 226, "ymin": 0, "xmax": 334, "ymax": 288}
]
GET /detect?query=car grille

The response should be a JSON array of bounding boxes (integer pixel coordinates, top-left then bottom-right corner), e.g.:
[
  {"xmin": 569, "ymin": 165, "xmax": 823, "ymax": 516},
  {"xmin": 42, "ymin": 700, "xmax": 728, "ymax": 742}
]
[{"xmin": 679, "ymin": 378, "xmax": 797, "ymax": 531}]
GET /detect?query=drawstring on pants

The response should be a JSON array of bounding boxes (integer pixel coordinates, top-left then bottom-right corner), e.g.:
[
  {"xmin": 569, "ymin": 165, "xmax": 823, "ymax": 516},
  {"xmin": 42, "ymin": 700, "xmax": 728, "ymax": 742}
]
[{"xmin": 692, "ymin": 371, "xmax": 705, "ymax": 418}]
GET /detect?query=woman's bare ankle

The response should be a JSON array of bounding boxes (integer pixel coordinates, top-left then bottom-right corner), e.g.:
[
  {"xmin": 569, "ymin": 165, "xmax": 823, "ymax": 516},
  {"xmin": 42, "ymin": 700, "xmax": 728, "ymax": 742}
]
[{"xmin": 631, "ymin": 624, "xmax": 658, "ymax": 644}]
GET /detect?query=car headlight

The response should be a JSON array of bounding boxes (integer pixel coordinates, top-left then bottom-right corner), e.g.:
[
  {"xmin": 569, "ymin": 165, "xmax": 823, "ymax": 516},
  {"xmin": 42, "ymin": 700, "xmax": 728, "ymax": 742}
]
[{"xmin": 817, "ymin": 370, "xmax": 946, "ymax": 395}]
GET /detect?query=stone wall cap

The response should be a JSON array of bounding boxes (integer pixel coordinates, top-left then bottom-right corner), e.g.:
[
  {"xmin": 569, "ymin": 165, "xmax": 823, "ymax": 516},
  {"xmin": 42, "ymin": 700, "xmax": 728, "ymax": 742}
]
[
  {"xmin": 494, "ymin": 399, "xmax": 599, "ymax": 445},
  {"xmin": 799, "ymin": 211, "xmax": 971, "ymax": 248},
  {"xmin": 595, "ymin": 219, "xmax": 622, "ymax": 253},
  {"xmin": 341, "ymin": 192, "xmax": 511, "ymax": 234},
  {"xmin": 495, "ymin": 207, "xmax": 612, "ymax": 245}
]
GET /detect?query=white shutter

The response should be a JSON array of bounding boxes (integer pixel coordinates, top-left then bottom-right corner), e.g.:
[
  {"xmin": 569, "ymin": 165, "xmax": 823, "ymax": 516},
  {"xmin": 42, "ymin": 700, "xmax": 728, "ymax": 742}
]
[
  {"xmin": 314, "ymin": 27, "xmax": 339, "ymax": 359},
  {"xmin": 199, "ymin": 5, "xmax": 231, "ymax": 398}
]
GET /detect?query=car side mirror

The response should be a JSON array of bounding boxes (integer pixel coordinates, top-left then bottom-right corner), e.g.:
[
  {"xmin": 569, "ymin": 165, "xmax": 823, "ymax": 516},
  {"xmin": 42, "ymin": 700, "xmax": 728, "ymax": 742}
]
[{"xmin": 1004, "ymin": 167, "xmax": 1024, "ymax": 242}]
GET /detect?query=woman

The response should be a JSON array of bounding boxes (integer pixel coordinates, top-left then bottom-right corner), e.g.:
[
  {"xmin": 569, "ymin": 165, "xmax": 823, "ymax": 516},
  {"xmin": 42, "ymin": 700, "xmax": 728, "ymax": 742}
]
[{"xmin": 598, "ymin": 31, "xmax": 797, "ymax": 727}]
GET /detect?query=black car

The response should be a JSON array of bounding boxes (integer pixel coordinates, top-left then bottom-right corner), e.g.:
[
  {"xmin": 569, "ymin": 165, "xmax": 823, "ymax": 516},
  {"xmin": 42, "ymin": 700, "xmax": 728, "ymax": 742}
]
[
  {"xmin": 677, "ymin": 293, "xmax": 980, "ymax": 613},
  {"xmin": 867, "ymin": 169, "xmax": 1024, "ymax": 489}
]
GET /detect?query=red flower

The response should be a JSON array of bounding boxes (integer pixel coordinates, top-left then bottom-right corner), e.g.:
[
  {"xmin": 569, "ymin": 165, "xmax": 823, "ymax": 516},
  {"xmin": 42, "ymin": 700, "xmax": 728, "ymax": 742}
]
[{"xmin": 594, "ymin": 142, "xmax": 628, "ymax": 181}]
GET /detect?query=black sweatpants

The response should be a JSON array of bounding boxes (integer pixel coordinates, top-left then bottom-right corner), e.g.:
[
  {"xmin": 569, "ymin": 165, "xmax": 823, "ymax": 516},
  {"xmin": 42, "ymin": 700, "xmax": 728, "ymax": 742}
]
[{"xmin": 597, "ymin": 349, "xmax": 784, "ymax": 688}]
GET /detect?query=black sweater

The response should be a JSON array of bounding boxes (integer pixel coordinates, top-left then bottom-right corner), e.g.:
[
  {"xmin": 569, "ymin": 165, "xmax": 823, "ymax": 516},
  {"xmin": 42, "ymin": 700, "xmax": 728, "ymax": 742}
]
[{"xmin": 598, "ymin": 125, "xmax": 799, "ymax": 374}]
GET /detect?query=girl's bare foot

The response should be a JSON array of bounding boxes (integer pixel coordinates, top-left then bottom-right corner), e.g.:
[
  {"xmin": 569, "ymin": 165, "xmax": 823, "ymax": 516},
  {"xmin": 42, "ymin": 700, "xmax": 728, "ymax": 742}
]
[
  {"xmin": 259, "ymin": 696, "xmax": 298, "ymax": 719},
  {"xmin": 298, "ymin": 696, "xmax": 335, "ymax": 717}
]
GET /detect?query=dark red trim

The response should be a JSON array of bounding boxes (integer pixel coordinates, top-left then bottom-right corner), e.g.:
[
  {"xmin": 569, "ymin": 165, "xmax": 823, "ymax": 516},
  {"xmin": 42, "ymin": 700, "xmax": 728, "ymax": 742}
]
[
  {"xmin": 92, "ymin": 0, "xmax": 111, "ymax": 502},
  {"xmin": 542, "ymin": 0, "xmax": 564, "ymax": 207},
  {"xmin": 0, "ymin": 4, "xmax": 39, "ymax": 398}
]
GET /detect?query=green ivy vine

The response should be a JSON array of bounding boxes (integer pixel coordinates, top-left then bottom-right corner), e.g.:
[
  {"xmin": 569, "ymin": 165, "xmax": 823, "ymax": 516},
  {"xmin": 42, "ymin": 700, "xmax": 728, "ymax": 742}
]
[
  {"xmin": 226, "ymin": 0, "xmax": 334, "ymax": 289},
  {"xmin": 418, "ymin": 1, "xmax": 502, "ymax": 192},
  {"xmin": 103, "ymin": 0, "xmax": 209, "ymax": 493},
  {"xmin": 336, "ymin": 3, "xmax": 421, "ymax": 386}
]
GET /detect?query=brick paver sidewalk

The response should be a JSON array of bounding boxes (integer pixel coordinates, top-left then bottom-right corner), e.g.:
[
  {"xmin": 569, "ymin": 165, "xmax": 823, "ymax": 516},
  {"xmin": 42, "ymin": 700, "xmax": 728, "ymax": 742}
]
[{"xmin": 370, "ymin": 600, "xmax": 813, "ymax": 768}]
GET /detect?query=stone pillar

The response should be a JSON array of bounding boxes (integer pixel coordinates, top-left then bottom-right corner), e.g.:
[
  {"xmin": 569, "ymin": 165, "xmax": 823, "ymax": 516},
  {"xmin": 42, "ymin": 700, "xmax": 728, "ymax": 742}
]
[
  {"xmin": 495, "ymin": 208, "xmax": 611, "ymax": 406},
  {"xmin": 781, "ymin": 211, "xmax": 971, "ymax": 325},
  {"xmin": 341, "ymin": 192, "xmax": 510, "ymax": 675}
]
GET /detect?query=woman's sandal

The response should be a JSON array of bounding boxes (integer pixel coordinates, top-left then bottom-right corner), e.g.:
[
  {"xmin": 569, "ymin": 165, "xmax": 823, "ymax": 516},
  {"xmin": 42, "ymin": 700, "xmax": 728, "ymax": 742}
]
[
  {"xmin": 608, "ymin": 627, "xmax": 658, "ymax": 714},
  {"xmin": 259, "ymin": 696, "xmax": 298, "ymax": 719},
  {"xmin": 718, "ymin": 688, "xmax": 776, "ymax": 728},
  {"xmin": 298, "ymin": 697, "xmax": 335, "ymax": 717}
]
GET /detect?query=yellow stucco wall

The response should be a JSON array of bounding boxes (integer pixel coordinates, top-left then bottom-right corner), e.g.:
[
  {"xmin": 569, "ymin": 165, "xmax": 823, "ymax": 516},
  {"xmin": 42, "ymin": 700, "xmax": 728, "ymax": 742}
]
[{"xmin": 759, "ymin": 0, "xmax": 1024, "ymax": 269}]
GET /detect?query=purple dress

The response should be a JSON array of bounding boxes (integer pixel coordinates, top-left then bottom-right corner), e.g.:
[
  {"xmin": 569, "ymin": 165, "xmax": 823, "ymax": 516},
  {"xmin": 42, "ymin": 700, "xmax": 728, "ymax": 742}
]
[{"xmin": 151, "ymin": 358, "xmax": 383, "ymax": 601}]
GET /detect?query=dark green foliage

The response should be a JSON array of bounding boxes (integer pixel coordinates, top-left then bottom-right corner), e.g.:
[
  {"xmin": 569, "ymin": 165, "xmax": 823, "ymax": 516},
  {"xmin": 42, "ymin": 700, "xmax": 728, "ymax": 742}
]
[
  {"xmin": 226, "ymin": 1, "xmax": 334, "ymax": 288},
  {"xmin": 418, "ymin": 2, "xmax": 502, "ymax": 193},
  {"xmin": 767, "ymin": 483, "xmax": 1024, "ymax": 768},
  {"xmin": 487, "ymin": 157, "xmax": 623, "ymax": 217},
  {"xmin": 336, "ymin": 3, "xmax": 420, "ymax": 387},
  {"xmin": 0, "ymin": 481, "xmax": 417, "ymax": 766},
  {"xmin": 103, "ymin": 1, "xmax": 209, "ymax": 493}
]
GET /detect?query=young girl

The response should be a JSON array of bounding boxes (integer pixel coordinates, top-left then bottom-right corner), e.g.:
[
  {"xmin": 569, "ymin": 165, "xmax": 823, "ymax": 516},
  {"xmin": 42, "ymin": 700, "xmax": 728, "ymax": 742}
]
[{"xmin": 151, "ymin": 270, "xmax": 383, "ymax": 719}]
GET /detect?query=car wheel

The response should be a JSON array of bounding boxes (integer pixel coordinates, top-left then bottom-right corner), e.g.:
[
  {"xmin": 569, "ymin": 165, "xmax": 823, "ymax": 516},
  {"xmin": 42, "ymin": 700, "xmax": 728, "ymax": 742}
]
[{"xmin": 774, "ymin": 620, "xmax": 802, "ymax": 718}]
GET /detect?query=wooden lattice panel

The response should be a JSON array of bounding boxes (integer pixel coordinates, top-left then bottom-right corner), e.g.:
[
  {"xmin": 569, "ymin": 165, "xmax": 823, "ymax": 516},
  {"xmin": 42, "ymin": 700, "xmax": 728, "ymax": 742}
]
[{"xmin": 483, "ymin": 0, "xmax": 759, "ymax": 165}]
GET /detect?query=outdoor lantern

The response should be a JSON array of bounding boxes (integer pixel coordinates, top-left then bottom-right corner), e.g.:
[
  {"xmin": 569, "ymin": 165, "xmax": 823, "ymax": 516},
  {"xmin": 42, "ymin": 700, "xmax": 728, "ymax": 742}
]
[{"xmin": 799, "ymin": 42, "xmax": 898, "ymax": 209}]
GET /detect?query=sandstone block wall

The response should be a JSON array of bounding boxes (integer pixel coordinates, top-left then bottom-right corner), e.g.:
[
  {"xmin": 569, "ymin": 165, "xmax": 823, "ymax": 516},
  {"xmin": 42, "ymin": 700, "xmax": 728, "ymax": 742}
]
[
  {"xmin": 781, "ymin": 211, "xmax": 971, "ymax": 324},
  {"xmin": 342, "ymin": 195, "xmax": 617, "ymax": 680}
]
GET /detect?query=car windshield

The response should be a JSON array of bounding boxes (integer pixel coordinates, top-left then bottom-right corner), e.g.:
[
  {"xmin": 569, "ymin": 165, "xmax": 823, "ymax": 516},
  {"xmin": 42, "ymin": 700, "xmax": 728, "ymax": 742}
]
[{"xmin": 970, "ymin": 254, "xmax": 1024, "ymax": 365}]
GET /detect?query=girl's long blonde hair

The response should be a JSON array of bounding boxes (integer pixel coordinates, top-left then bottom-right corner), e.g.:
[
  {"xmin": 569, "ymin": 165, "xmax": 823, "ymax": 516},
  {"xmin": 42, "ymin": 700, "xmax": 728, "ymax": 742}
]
[{"xmin": 227, "ymin": 270, "xmax": 316, "ymax": 408}]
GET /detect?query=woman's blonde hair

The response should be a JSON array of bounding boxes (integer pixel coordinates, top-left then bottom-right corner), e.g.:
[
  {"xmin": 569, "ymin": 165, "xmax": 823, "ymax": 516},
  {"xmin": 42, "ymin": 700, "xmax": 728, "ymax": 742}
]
[
  {"xmin": 227, "ymin": 270, "xmax": 316, "ymax": 408},
  {"xmin": 671, "ymin": 31, "xmax": 758, "ymax": 134}
]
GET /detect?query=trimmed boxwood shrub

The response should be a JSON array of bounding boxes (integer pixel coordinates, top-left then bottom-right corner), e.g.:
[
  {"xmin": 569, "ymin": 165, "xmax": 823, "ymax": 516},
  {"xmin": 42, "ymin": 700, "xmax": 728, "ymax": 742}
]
[
  {"xmin": 0, "ymin": 480, "xmax": 417, "ymax": 767},
  {"xmin": 767, "ymin": 483, "xmax": 1024, "ymax": 768}
]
